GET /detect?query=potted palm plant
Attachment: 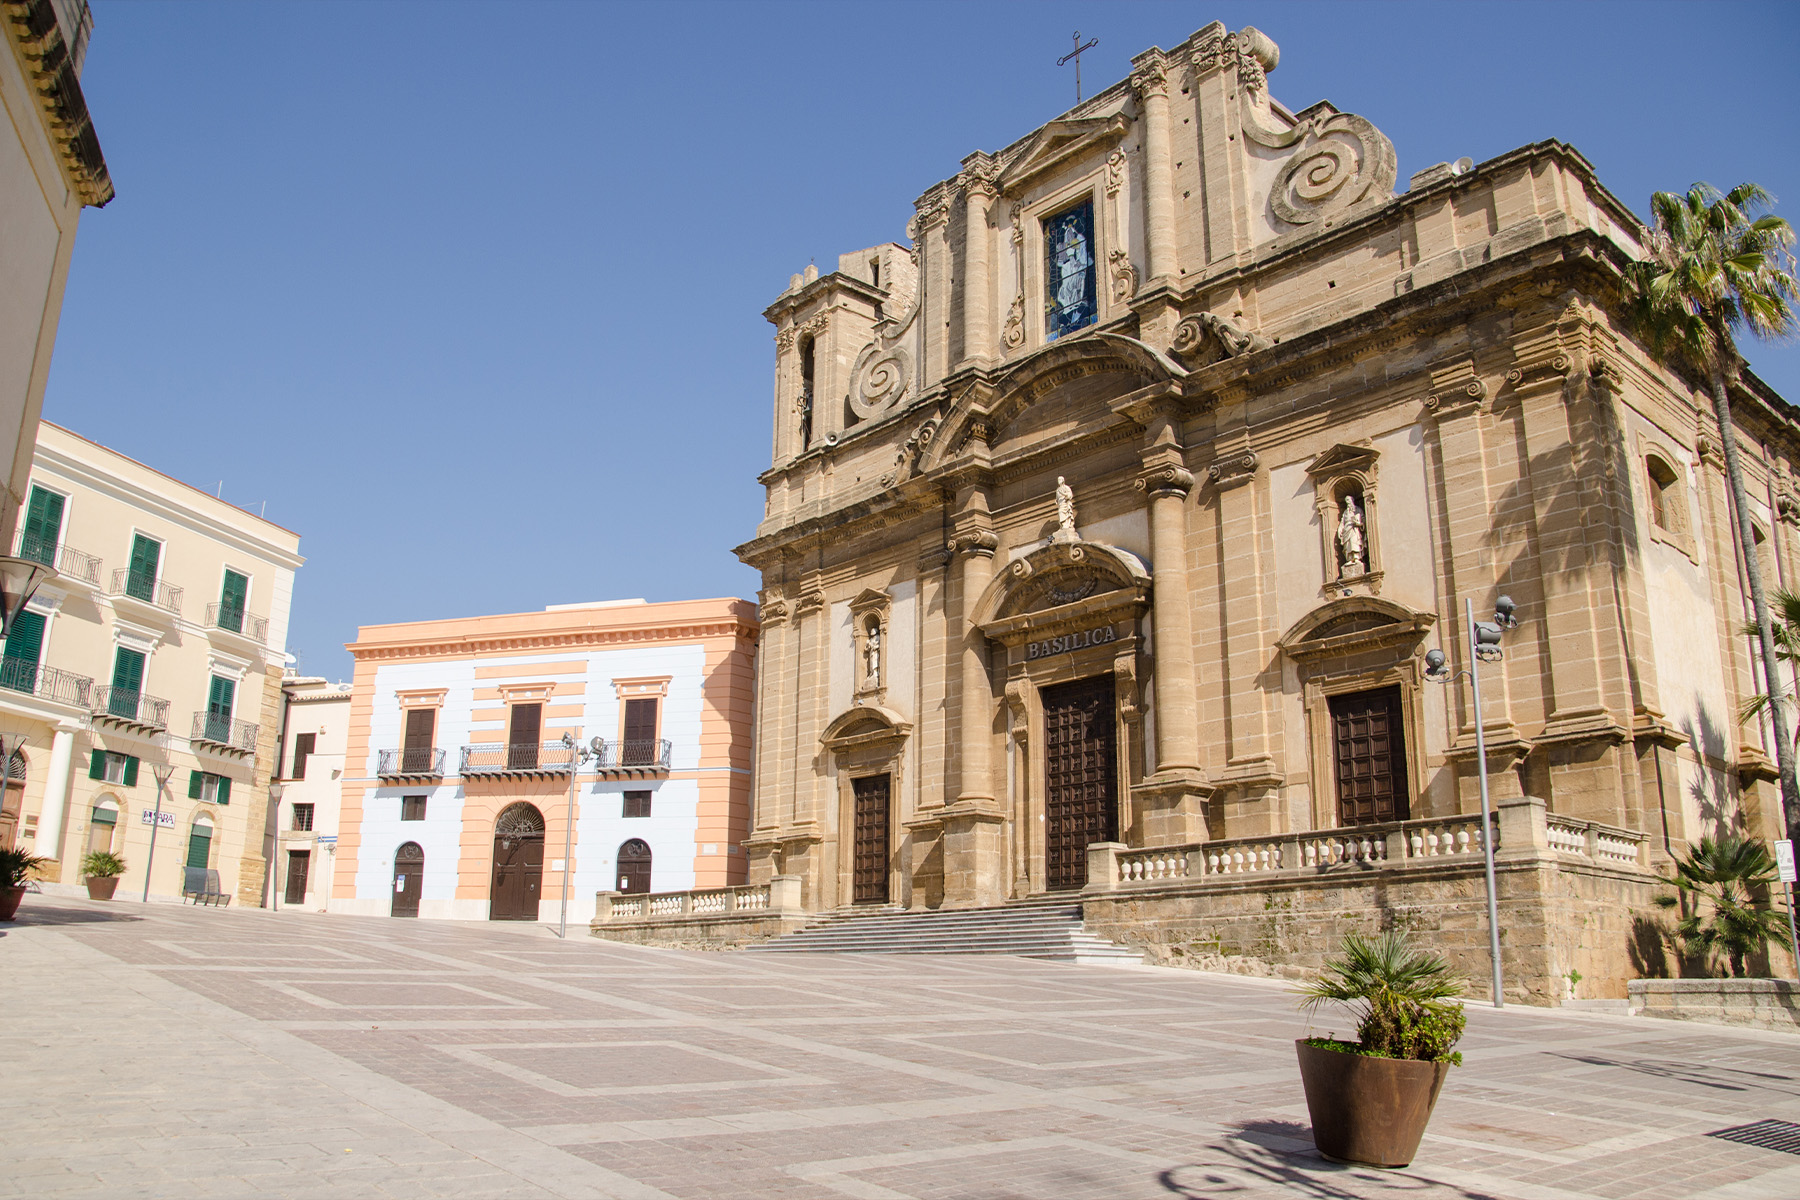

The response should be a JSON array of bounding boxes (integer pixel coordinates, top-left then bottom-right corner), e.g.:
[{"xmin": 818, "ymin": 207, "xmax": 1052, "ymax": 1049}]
[
  {"xmin": 81, "ymin": 849, "xmax": 126, "ymax": 901},
  {"xmin": 1, "ymin": 846, "xmax": 47, "ymax": 920},
  {"xmin": 1295, "ymin": 930, "xmax": 1467, "ymax": 1168},
  {"xmin": 1654, "ymin": 834, "xmax": 1792, "ymax": 976}
]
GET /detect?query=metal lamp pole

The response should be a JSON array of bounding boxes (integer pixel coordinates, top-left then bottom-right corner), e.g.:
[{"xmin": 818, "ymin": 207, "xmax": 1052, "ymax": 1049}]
[
  {"xmin": 557, "ymin": 731, "xmax": 587, "ymax": 939},
  {"xmin": 143, "ymin": 764, "xmax": 174, "ymax": 903},
  {"xmin": 1426, "ymin": 594, "xmax": 1518, "ymax": 1008}
]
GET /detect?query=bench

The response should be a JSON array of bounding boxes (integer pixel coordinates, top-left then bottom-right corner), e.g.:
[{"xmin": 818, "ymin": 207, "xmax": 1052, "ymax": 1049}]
[{"xmin": 182, "ymin": 867, "xmax": 231, "ymax": 906}]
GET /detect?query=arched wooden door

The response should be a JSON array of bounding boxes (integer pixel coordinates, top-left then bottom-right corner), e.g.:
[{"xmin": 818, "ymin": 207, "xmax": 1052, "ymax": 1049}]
[
  {"xmin": 391, "ymin": 842, "xmax": 423, "ymax": 917},
  {"xmin": 490, "ymin": 803, "xmax": 544, "ymax": 920},
  {"xmin": 617, "ymin": 839, "xmax": 652, "ymax": 894}
]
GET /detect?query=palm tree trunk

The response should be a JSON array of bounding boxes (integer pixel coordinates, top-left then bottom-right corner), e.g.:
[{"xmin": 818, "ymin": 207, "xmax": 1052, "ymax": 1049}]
[{"xmin": 1709, "ymin": 367, "xmax": 1800, "ymax": 856}]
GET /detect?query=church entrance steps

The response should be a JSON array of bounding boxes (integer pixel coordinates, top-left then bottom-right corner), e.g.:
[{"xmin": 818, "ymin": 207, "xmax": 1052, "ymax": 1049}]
[{"xmin": 742, "ymin": 902, "xmax": 1146, "ymax": 963}]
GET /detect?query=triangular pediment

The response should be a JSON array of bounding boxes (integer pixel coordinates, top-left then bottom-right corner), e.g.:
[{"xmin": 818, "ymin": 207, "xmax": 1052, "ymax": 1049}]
[
  {"xmin": 1000, "ymin": 114, "xmax": 1130, "ymax": 192},
  {"xmin": 1305, "ymin": 442, "xmax": 1378, "ymax": 478}
]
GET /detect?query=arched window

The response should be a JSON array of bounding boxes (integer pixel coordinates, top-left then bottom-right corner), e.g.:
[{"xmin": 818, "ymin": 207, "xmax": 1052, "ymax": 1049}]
[
  {"xmin": 1646, "ymin": 455, "xmax": 1680, "ymax": 532},
  {"xmin": 617, "ymin": 838, "xmax": 652, "ymax": 895},
  {"xmin": 798, "ymin": 334, "xmax": 815, "ymax": 449}
]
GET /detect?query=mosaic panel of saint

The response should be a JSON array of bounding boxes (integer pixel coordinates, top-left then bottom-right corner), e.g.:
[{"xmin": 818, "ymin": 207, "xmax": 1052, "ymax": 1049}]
[{"xmin": 1046, "ymin": 199, "xmax": 1096, "ymax": 339}]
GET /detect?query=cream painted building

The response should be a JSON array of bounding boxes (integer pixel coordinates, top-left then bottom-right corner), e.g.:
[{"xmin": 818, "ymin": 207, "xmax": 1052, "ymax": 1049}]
[
  {"xmin": 271, "ymin": 673, "xmax": 351, "ymax": 910},
  {"xmin": 731, "ymin": 23, "xmax": 1800, "ymax": 1000},
  {"xmin": 1, "ymin": 0, "xmax": 112, "ymax": 544},
  {"xmin": 0, "ymin": 422, "xmax": 301, "ymax": 905},
  {"xmin": 336, "ymin": 598, "xmax": 757, "ymax": 924}
]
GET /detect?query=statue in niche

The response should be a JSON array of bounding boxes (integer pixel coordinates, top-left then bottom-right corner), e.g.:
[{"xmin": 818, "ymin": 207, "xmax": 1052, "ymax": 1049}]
[
  {"xmin": 864, "ymin": 619, "xmax": 881, "ymax": 687},
  {"xmin": 1336, "ymin": 493, "xmax": 1367, "ymax": 577},
  {"xmin": 1054, "ymin": 476, "xmax": 1077, "ymax": 541}
]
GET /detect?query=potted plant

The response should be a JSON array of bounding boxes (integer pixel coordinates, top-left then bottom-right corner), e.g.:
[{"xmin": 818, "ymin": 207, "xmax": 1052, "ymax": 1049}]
[
  {"xmin": 1294, "ymin": 930, "xmax": 1467, "ymax": 1168},
  {"xmin": 0, "ymin": 846, "xmax": 47, "ymax": 921},
  {"xmin": 81, "ymin": 849, "xmax": 126, "ymax": 900}
]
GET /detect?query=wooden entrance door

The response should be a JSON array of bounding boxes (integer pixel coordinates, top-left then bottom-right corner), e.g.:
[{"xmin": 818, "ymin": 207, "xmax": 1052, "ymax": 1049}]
[
  {"xmin": 285, "ymin": 849, "xmax": 311, "ymax": 905},
  {"xmin": 1330, "ymin": 686, "xmax": 1410, "ymax": 825},
  {"xmin": 490, "ymin": 803, "xmax": 545, "ymax": 920},
  {"xmin": 391, "ymin": 842, "xmax": 422, "ymax": 917},
  {"xmin": 851, "ymin": 774, "xmax": 890, "ymax": 904},
  {"xmin": 1042, "ymin": 676, "xmax": 1118, "ymax": 891},
  {"xmin": 617, "ymin": 839, "xmax": 652, "ymax": 894}
]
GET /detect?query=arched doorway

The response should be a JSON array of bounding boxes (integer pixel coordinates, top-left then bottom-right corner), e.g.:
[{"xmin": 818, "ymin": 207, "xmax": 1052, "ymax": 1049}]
[
  {"xmin": 391, "ymin": 842, "xmax": 423, "ymax": 917},
  {"xmin": 186, "ymin": 815, "xmax": 214, "ymax": 870},
  {"xmin": 0, "ymin": 748, "xmax": 26, "ymax": 849},
  {"xmin": 617, "ymin": 839, "xmax": 652, "ymax": 894},
  {"xmin": 489, "ymin": 803, "xmax": 544, "ymax": 920},
  {"xmin": 87, "ymin": 797, "xmax": 120, "ymax": 855}
]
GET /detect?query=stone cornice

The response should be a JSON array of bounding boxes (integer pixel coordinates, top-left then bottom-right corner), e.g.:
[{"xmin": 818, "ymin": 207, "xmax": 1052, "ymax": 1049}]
[
  {"xmin": 348, "ymin": 620, "xmax": 758, "ymax": 662},
  {"xmin": 3, "ymin": 0, "xmax": 112, "ymax": 207}
]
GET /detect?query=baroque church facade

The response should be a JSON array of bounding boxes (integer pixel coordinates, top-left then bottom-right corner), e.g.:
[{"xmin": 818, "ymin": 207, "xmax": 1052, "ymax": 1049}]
[{"xmin": 734, "ymin": 23, "xmax": 1798, "ymax": 999}]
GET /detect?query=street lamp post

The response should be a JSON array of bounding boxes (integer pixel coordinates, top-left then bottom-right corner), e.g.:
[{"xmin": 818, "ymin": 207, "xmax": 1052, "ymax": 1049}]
[
  {"xmin": 266, "ymin": 780, "xmax": 284, "ymax": 910},
  {"xmin": 1425, "ymin": 594, "xmax": 1519, "ymax": 1009},
  {"xmin": 557, "ymin": 731, "xmax": 591, "ymax": 940},
  {"xmin": 143, "ymin": 763, "xmax": 174, "ymax": 904}
]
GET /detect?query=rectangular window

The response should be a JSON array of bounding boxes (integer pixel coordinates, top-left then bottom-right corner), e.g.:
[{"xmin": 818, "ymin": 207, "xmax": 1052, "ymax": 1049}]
[
  {"xmin": 89, "ymin": 751, "xmax": 140, "ymax": 787},
  {"xmin": 401, "ymin": 795, "xmax": 427, "ymax": 821},
  {"xmin": 186, "ymin": 769, "xmax": 231, "ymax": 804},
  {"xmin": 0, "ymin": 609, "xmax": 45, "ymax": 694},
  {"xmin": 1045, "ymin": 198, "xmax": 1097, "ymax": 340},
  {"xmin": 20, "ymin": 486, "xmax": 63, "ymax": 567},
  {"xmin": 126, "ymin": 534, "xmax": 162, "ymax": 601},
  {"xmin": 205, "ymin": 675, "xmax": 236, "ymax": 742},
  {"xmin": 110, "ymin": 647, "xmax": 146, "ymax": 719},
  {"xmin": 623, "ymin": 790, "xmax": 652, "ymax": 818},
  {"xmin": 291, "ymin": 732, "xmax": 315, "ymax": 780},
  {"xmin": 217, "ymin": 569, "xmax": 248, "ymax": 634},
  {"xmin": 507, "ymin": 703, "xmax": 541, "ymax": 769},
  {"xmin": 292, "ymin": 802, "xmax": 315, "ymax": 832},
  {"xmin": 402, "ymin": 707, "xmax": 436, "ymax": 772},
  {"xmin": 622, "ymin": 697, "xmax": 658, "ymax": 765}
]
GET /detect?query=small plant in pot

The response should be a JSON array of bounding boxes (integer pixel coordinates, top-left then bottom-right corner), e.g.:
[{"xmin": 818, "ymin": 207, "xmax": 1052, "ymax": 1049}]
[
  {"xmin": 0, "ymin": 846, "xmax": 48, "ymax": 921},
  {"xmin": 1294, "ymin": 930, "xmax": 1467, "ymax": 1168},
  {"xmin": 81, "ymin": 850, "xmax": 126, "ymax": 901}
]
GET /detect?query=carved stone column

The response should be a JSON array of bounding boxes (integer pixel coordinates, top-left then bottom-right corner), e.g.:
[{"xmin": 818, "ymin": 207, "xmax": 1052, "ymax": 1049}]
[
  {"xmin": 1131, "ymin": 56, "xmax": 1178, "ymax": 287},
  {"xmin": 958, "ymin": 159, "xmax": 997, "ymax": 369},
  {"xmin": 951, "ymin": 527, "xmax": 999, "ymax": 805},
  {"xmin": 939, "ymin": 511, "xmax": 1004, "ymax": 909},
  {"xmin": 751, "ymin": 592, "xmax": 788, "ymax": 838}
]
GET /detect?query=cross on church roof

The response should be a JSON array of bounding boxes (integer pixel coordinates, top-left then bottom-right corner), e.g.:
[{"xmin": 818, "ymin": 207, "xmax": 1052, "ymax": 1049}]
[{"xmin": 1058, "ymin": 31, "xmax": 1099, "ymax": 104}]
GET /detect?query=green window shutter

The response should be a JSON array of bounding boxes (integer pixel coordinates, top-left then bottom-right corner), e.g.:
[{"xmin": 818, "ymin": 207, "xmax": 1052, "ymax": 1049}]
[
  {"xmin": 1, "ymin": 609, "xmax": 46, "ymax": 693},
  {"xmin": 122, "ymin": 756, "xmax": 139, "ymax": 787},
  {"xmin": 127, "ymin": 535, "xmax": 161, "ymax": 601},
  {"xmin": 89, "ymin": 749, "xmax": 107, "ymax": 780},
  {"xmin": 20, "ymin": 487, "xmax": 62, "ymax": 567},
  {"xmin": 111, "ymin": 648, "xmax": 145, "ymax": 692},
  {"xmin": 185, "ymin": 826, "xmax": 211, "ymax": 870},
  {"xmin": 218, "ymin": 570, "xmax": 248, "ymax": 633},
  {"xmin": 187, "ymin": 769, "xmax": 202, "ymax": 799},
  {"xmin": 216, "ymin": 776, "xmax": 230, "ymax": 805},
  {"xmin": 205, "ymin": 676, "xmax": 235, "ymax": 741}
]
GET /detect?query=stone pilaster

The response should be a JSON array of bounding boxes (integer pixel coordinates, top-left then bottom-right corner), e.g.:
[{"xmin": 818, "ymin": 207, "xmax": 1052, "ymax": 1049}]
[
  {"xmin": 958, "ymin": 159, "xmax": 997, "ymax": 369},
  {"xmin": 1130, "ymin": 56, "xmax": 1178, "ymax": 287}
]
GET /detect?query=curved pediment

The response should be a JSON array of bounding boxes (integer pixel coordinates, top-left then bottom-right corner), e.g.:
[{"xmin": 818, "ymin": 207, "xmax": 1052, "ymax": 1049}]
[
  {"xmin": 820, "ymin": 704, "xmax": 913, "ymax": 753},
  {"xmin": 1277, "ymin": 596, "xmax": 1435, "ymax": 661},
  {"xmin": 971, "ymin": 540, "xmax": 1151, "ymax": 634}
]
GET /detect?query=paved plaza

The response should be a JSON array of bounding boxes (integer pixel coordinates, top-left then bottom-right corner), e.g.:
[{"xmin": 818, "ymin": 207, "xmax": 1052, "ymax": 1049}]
[{"xmin": 3, "ymin": 900, "xmax": 1798, "ymax": 1199}]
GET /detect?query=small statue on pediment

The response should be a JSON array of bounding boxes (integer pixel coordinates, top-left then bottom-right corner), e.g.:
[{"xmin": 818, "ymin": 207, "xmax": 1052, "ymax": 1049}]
[
  {"xmin": 864, "ymin": 619, "xmax": 881, "ymax": 687},
  {"xmin": 1337, "ymin": 493, "xmax": 1367, "ymax": 577},
  {"xmin": 1054, "ymin": 476, "xmax": 1077, "ymax": 542}
]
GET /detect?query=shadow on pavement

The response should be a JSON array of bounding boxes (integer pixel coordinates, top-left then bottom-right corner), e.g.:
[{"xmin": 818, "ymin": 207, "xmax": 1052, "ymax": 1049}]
[
  {"xmin": 1155, "ymin": 1120, "xmax": 1511, "ymax": 1198},
  {"xmin": 4, "ymin": 901, "xmax": 146, "ymax": 927}
]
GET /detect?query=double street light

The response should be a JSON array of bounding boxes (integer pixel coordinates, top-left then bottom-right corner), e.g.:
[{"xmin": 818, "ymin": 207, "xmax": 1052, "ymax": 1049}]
[{"xmin": 1425, "ymin": 594, "xmax": 1519, "ymax": 1009}]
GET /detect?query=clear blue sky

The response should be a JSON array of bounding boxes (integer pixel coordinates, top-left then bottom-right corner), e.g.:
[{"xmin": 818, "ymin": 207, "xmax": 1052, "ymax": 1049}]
[{"xmin": 45, "ymin": 1, "xmax": 1800, "ymax": 681}]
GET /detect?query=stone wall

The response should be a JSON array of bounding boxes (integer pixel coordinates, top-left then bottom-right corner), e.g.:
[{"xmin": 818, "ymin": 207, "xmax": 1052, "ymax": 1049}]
[{"xmin": 1629, "ymin": 978, "xmax": 1800, "ymax": 1032}]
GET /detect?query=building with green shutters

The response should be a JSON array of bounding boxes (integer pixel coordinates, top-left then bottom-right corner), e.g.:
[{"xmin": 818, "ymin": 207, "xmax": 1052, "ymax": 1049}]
[{"xmin": 0, "ymin": 422, "xmax": 303, "ymax": 906}]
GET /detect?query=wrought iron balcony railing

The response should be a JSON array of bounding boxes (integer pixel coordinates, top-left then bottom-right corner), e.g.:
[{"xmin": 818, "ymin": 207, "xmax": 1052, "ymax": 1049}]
[
  {"xmin": 109, "ymin": 568, "xmax": 183, "ymax": 615},
  {"xmin": 14, "ymin": 533, "xmax": 101, "ymax": 585},
  {"xmin": 460, "ymin": 741, "xmax": 576, "ymax": 775},
  {"xmin": 0, "ymin": 659, "xmax": 93, "ymax": 707},
  {"xmin": 91, "ymin": 685, "xmax": 170, "ymax": 730},
  {"xmin": 593, "ymin": 738, "xmax": 673, "ymax": 770},
  {"xmin": 377, "ymin": 747, "xmax": 447, "ymax": 777},
  {"xmin": 204, "ymin": 602, "xmax": 268, "ymax": 644},
  {"xmin": 191, "ymin": 711, "xmax": 258, "ymax": 753}
]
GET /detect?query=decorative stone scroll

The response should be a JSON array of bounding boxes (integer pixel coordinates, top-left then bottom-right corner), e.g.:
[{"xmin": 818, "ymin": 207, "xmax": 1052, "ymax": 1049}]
[
  {"xmin": 1238, "ymin": 62, "xmax": 1396, "ymax": 230},
  {"xmin": 1207, "ymin": 452, "xmax": 1259, "ymax": 488},
  {"xmin": 1171, "ymin": 312, "xmax": 1273, "ymax": 366}
]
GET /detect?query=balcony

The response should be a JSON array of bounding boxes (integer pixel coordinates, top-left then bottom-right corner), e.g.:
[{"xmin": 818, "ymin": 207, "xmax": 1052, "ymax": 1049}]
[
  {"xmin": 0, "ymin": 660, "xmax": 93, "ymax": 708},
  {"xmin": 109, "ymin": 568, "xmax": 182, "ymax": 616},
  {"xmin": 14, "ymin": 532, "xmax": 101, "ymax": 586},
  {"xmin": 592, "ymin": 738, "xmax": 673, "ymax": 775},
  {"xmin": 204, "ymin": 602, "xmax": 268, "ymax": 644},
  {"xmin": 377, "ymin": 747, "xmax": 447, "ymax": 779},
  {"xmin": 460, "ymin": 740, "xmax": 576, "ymax": 779},
  {"xmin": 191, "ymin": 711, "xmax": 258, "ymax": 756},
  {"xmin": 90, "ymin": 686, "xmax": 170, "ymax": 734}
]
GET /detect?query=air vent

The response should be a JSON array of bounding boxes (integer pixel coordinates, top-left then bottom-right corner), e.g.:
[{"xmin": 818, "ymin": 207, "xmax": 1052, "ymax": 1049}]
[{"xmin": 1709, "ymin": 1120, "xmax": 1800, "ymax": 1156}]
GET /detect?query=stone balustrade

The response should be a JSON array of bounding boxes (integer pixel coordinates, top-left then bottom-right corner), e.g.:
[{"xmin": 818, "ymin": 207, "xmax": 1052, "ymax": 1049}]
[
  {"xmin": 1546, "ymin": 815, "xmax": 1646, "ymax": 866},
  {"xmin": 596, "ymin": 875, "xmax": 800, "ymax": 923}
]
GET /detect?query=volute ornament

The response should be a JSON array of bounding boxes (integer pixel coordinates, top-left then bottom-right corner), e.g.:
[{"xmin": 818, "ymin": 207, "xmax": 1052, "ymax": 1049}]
[
  {"xmin": 1109, "ymin": 249, "xmax": 1138, "ymax": 303},
  {"xmin": 1171, "ymin": 312, "xmax": 1272, "ymax": 365}
]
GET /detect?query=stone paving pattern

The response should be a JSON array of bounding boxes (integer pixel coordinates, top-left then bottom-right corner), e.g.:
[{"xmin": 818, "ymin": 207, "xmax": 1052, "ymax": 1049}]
[{"xmin": 4, "ymin": 899, "xmax": 1799, "ymax": 1199}]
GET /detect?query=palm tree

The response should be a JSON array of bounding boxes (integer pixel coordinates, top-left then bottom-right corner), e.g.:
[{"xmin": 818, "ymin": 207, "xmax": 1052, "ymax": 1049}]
[
  {"xmin": 1738, "ymin": 587, "xmax": 1800, "ymax": 740},
  {"xmin": 1654, "ymin": 834, "xmax": 1793, "ymax": 977},
  {"xmin": 1626, "ymin": 183, "xmax": 1800, "ymax": 852}
]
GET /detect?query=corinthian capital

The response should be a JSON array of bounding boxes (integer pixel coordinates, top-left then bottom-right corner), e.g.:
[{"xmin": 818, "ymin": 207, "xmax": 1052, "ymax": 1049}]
[{"xmin": 949, "ymin": 529, "xmax": 1000, "ymax": 560}]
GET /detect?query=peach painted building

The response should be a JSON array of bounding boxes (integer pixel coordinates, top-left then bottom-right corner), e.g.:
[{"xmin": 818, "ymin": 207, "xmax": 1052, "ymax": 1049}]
[{"xmin": 334, "ymin": 598, "xmax": 757, "ymax": 923}]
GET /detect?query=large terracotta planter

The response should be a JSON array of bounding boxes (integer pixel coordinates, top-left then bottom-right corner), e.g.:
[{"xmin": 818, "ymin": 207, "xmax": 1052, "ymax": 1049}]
[
  {"xmin": 85, "ymin": 875, "xmax": 119, "ymax": 900},
  {"xmin": 0, "ymin": 885, "xmax": 24, "ymax": 921},
  {"xmin": 1295, "ymin": 1039, "xmax": 1452, "ymax": 1167}
]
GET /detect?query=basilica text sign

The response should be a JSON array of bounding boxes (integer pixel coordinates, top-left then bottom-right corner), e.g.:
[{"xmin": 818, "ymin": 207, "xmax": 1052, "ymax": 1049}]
[{"xmin": 1027, "ymin": 624, "xmax": 1118, "ymax": 660}]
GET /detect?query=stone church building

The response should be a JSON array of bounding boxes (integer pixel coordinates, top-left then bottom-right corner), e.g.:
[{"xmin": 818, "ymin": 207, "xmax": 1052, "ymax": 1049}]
[{"xmin": 730, "ymin": 23, "xmax": 1799, "ymax": 1000}]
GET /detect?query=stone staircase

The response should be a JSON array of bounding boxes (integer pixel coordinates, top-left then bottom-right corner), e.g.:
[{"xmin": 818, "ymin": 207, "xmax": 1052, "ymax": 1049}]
[{"xmin": 743, "ymin": 901, "xmax": 1145, "ymax": 963}]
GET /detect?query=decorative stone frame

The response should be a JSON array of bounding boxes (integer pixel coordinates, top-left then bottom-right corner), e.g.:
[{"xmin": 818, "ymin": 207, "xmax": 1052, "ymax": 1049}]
[
  {"xmin": 1019, "ymin": 175, "xmax": 1113, "ymax": 351},
  {"xmin": 820, "ymin": 705, "xmax": 913, "ymax": 907},
  {"xmin": 612, "ymin": 676, "xmax": 671, "ymax": 746},
  {"xmin": 1276, "ymin": 597, "xmax": 1437, "ymax": 831},
  {"xmin": 1305, "ymin": 443, "xmax": 1382, "ymax": 598},
  {"xmin": 1638, "ymin": 433, "xmax": 1697, "ymax": 562},
  {"xmin": 972, "ymin": 540, "xmax": 1151, "ymax": 894},
  {"xmin": 847, "ymin": 589, "xmax": 891, "ymax": 703}
]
